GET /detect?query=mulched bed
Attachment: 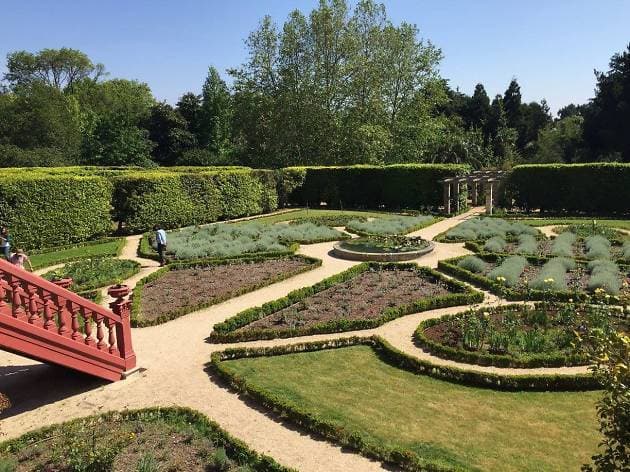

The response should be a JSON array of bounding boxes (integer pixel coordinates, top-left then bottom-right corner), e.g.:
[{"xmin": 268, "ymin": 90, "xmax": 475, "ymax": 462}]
[
  {"xmin": 139, "ymin": 258, "xmax": 313, "ymax": 322},
  {"xmin": 496, "ymin": 240, "xmax": 625, "ymax": 260},
  {"xmin": 240, "ymin": 268, "xmax": 452, "ymax": 331}
]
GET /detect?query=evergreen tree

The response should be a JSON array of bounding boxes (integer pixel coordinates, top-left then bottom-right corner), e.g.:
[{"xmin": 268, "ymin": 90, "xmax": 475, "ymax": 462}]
[
  {"xmin": 198, "ymin": 67, "xmax": 232, "ymax": 155},
  {"xmin": 503, "ymin": 79, "xmax": 522, "ymax": 130}
]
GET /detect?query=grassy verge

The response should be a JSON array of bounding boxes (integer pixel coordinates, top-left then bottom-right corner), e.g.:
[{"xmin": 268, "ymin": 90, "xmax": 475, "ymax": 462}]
[
  {"xmin": 247, "ymin": 208, "xmax": 395, "ymax": 225},
  {"xmin": 212, "ymin": 340, "xmax": 599, "ymax": 472},
  {"xmin": 41, "ymin": 257, "xmax": 141, "ymax": 293},
  {"xmin": 30, "ymin": 238, "xmax": 125, "ymax": 270},
  {"xmin": 0, "ymin": 407, "xmax": 292, "ymax": 472},
  {"xmin": 504, "ymin": 217, "xmax": 630, "ymax": 231}
]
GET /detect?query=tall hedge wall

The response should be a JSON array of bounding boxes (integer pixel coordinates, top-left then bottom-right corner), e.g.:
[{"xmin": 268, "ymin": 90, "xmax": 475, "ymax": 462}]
[
  {"xmin": 280, "ymin": 164, "xmax": 470, "ymax": 210},
  {"xmin": 0, "ymin": 174, "xmax": 113, "ymax": 250},
  {"xmin": 504, "ymin": 163, "xmax": 630, "ymax": 214},
  {"xmin": 111, "ymin": 169, "xmax": 279, "ymax": 233}
]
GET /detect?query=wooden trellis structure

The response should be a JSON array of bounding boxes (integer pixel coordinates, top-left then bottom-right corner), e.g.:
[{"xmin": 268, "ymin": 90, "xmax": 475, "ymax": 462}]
[{"xmin": 440, "ymin": 170, "xmax": 507, "ymax": 215}]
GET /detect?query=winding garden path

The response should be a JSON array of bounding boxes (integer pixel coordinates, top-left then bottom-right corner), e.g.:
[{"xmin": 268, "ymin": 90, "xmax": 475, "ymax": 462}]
[{"xmin": 0, "ymin": 207, "xmax": 590, "ymax": 471}]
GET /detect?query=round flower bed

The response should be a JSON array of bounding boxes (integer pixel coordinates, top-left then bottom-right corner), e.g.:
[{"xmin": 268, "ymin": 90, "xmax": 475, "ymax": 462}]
[
  {"xmin": 332, "ymin": 235, "xmax": 434, "ymax": 262},
  {"xmin": 414, "ymin": 302, "xmax": 628, "ymax": 368}
]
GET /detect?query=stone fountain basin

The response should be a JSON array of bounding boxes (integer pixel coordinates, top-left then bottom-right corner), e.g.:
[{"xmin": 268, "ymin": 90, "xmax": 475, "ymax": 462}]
[{"xmin": 331, "ymin": 240, "xmax": 435, "ymax": 262}]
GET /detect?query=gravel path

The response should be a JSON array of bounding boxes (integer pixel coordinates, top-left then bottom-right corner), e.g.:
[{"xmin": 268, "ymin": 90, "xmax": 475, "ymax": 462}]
[{"xmin": 0, "ymin": 207, "xmax": 590, "ymax": 471}]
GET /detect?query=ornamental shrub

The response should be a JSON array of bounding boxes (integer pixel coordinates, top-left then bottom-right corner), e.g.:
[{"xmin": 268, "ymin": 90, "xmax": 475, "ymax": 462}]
[
  {"xmin": 444, "ymin": 217, "xmax": 538, "ymax": 241},
  {"xmin": 585, "ymin": 235, "xmax": 612, "ymax": 260},
  {"xmin": 457, "ymin": 255, "xmax": 487, "ymax": 273},
  {"xmin": 529, "ymin": 258, "xmax": 575, "ymax": 291},
  {"xmin": 487, "ymin": 255, "xmax": 528, "ymax": 287},
  {"xmin": 0, "ymin": 174, "xmax": 112, "ymax": 250},
  {"xmin": 623, "ymin": 241, "xmax": 630, "ymax": 262},
  {"xmin": 551, "ymin": 232, "xmax": 577, "ymax": 257},
  {"xmin": 280, "ymin": 164, "xmax": 470, "ymax": 210},
  {"xmin": 484, "ymin": 236, "xmax": 507, "ymax": 253},
  {"xmin": 515, "ymin": 234, "xmax": 538, "ymax": 255},
  {"xmin": 345, "ymin": 215, "xmax": 435, "ymax": 235},
  {"xmin": 587, "ymin": 259, "xmax": 621, "ymax": 294},
  {"xmin": 504, "ymin": 163, "xmax": 630, "ymax": 214}
]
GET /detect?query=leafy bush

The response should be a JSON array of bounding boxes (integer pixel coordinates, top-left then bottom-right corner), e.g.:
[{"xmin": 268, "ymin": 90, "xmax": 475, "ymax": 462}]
[
  {"xmin": 0, "ymin": 174, "xmax": 112, "ymax": 250},
  {"xmin": 484, "ymin": 236, "xmax": 507, "ymax": 253},
  {"xmin": 587, "ymin": 259, "xmax": 621, "ymax": 294},
  {"xmin": 280, "ymin": 164, "xmax": 470, "ymax": 210},
  {"xmin": 42, "ymin": 257, "xmax": 140, "ymax": 292},
  {"xmin": 165, "ymin": 222, "xmax": 344, "ymax": 260},
  {"xmin": 443, "ymin": 217, "xmax": 538, "ymax": 242},
  {"xmin": 457, "ymin": 255, "xmax": 487, "ymax": 273},
  {"xmin": 551, "ymin": 232, "xmax": 577, "ymax": 257},
  {"xmin": 529, "ymin": 258, "xmax": 575, "ymax": 291},
  {"xmin": 345, "ymin": 215, "xmax": 435, "ymax": 235},
  {"xmin": 487, "ymin": 256, "xmax": 528, "ymax": 287},
  {"xmin": 585, "ymin": 235, "xmax": 612, "ymax": 260},
  {"xmin": 514, "ymin": 234, "xmax": 538, "ymax": 254},
  {"xmin": 503, "ymin": 163, "xmax": 630, "ymax": 214}
]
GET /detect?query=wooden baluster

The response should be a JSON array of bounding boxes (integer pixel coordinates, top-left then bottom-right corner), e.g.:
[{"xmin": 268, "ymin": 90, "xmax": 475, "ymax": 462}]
[
  {"xmin": 10, "ymin": 277, "xmax": 26, "ymax": 320},
  {"xmin": 82, "ymin": 308, "xmax": 95, "ymax": 347},
  {"xmin": 70, "ymin": 303, "xmax": 82, "ymax": 341},
  {"xmin": 95, "ymin": 314, "xmax": 106, "ymax": 350},
  {"xmin": 43, "ymin": 296, "xmax": 55, "ymax": 330},
  {"xmin": 56, "ymin": 296, "xmax": 70, "ymax": 337},
  {"xmin": 27, "ymin": 284, "xmax": 42, "ymax": 326},
  {"xmin": 107, "ymin": 318, "xmax": 117, "ymax": 354}
]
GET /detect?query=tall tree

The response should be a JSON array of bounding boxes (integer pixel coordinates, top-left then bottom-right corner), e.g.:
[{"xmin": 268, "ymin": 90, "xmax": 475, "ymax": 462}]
[
  {"xmin": 198, "ymin": 67, "xmax": 232, "ymax": 155},
  {"xmin": 3, "ymin": 48, "xmax": 105, "ymax": 91},
  {"xmin": 176, "ymin": 92, "xmax": 202, "ymax": 138},
  {"xmin": 145, "ymin": 103, "xmax": 196, "ymax": 165},
  {"xmin": 503, "ymin": 79, "xmax": 522, "ymax": 130}
]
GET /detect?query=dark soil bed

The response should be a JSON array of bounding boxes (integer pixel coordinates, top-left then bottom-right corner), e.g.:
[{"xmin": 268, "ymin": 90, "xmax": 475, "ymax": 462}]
[
  {"xmin": 240, "ymin": 268, "xmax": 452, "ymax": 331},
  {"xmin": 138, "ymin": 258, "xmax": 313, "ymax": 322}
]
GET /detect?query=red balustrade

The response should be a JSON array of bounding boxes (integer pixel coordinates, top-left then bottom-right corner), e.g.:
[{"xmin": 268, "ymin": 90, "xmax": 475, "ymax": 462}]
[{"xmin": 0, "ymin": 259, "xmax": 136, "ymax": 381}]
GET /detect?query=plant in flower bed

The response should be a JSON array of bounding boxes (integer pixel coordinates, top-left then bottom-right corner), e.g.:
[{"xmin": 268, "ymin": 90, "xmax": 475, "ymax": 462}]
[
  {"xmin": 457, "ymin": 255, "xmax": 487, "ymax": 273},
  {"xmin": 585, "ymin": 235, "xmax": 612, "ymax": 260},
  {"xmin": 151, "ymin": 221, "xmax": 345, "ymax": 261},
  {"xmin": 529, "ymin": 257, "xmax": 575, "ymax": 291},
  {"xmin": 551, "ymin": 232, "xmax": 577, "ymax": 257},
  {"xmin": 42, "ymin": 257, "xmax": 140, "ymax": 293},
  {"xmin": 338, "ymin": 235, "xmax": 430, "ymax": 254},
  {"xmin": 288, "ymin": 214, "xmax": 367, "ymax": 227},
  {"xmin": 131, "ymin": 255, "xmax": 320, "ymax": 326},
  {"xmin": 623, "ymin": 241, "xmax": 630, "ymax": 262},
  {"xmin": 487, "ymin": 255, "xmax": 528, "ymax": 287},
  {"xmin": 559, "ymin": 222, "xmax": 626, "ymax": 240},
  {"xmin": 345, "ymin": 214, "xmax": 436, "ymax": 235},
  {"xmin": 415, "ymin": 302, "xmax": 628, "ymax": 368},
  {"xmin": 0, "ymin": 408, "xmax": 289, "ymax": 472},
  {"xmin": 483, "ymin": 235, "xmax": 507, "ymax": 253},
  {"xmin": 514, "ymin": 234, "xmax": 539, "ymax": 255},
  {"xmin": 210, "ymin": 263, "xmax": 483, "ymax": 342},
  {"xmin": 439, "ymin": 217, "xmax": 539, "ymax": 242}
]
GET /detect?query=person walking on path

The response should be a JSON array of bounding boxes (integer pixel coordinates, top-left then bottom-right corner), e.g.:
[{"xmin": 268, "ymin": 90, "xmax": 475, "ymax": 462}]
[
  {"xmin": 0, "ymin": 227, "xmax": 11, "ymax": 260},
  {"xmin": 9, "ymin": 249, "xmax": 33, "ymax": 272},
  {"xmin": 154, "ymin": 225, "xmax": 168, "ymax": 266}
]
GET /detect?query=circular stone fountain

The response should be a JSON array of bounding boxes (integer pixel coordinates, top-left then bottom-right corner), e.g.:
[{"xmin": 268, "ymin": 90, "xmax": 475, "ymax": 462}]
[{"xmin": 332, "ymin": 235, "xmax": 434, "ymax": 262}]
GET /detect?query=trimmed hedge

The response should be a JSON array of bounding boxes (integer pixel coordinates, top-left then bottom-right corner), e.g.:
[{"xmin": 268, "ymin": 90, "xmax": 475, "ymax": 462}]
[
  {"xmin": 0, "ymin": 174, "xmax": 113, "ymax": 250},
  {"xmin": 209, "ymin": 337, "xmax": 597, "ymax": 470},
  {"xmin": 414, "ymin": 304, "xmax": 590, "ymax": 368},
  {"xmin": 0, "ymin": 407, "xmax": 291, "ymax": 472},
  {"xmin": 209, "ymin": 263, "xmax": 484, "ymax": 343},
  {"xmin": 504, "ymin": 163, "xmax": 630, "ymax": 214},
  {"xmin": 280, "ymin": 164, "xmax": 470, "ymax": 210},
  {"xmin": 111, "ymin": 169, "xmax": 279, "ymax": 233},
  {"xmin": 131, "ymin": 254, "xmax": 321, "ymax": 327}
]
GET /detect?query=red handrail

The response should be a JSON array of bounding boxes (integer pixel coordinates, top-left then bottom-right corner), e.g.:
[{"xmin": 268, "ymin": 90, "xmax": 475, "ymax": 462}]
[{"xmin": 0, "ymin": 258, "xmax": 136, "ymax": 380}]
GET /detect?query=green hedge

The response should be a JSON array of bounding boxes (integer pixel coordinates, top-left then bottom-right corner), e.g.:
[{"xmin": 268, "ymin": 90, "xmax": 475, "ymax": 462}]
[
  {"xmin": 131, "ymin": 254, "xmax": 321, "ymax": 327},
  {"xmin": 112, "ymin": 169, "xmax": 279, "ymax": 233},
  {"xmin": 209, "ymin": 263, "xmax": 484, "ymax": 343},
  {"xmin": 0, "ymin": 174, "xmax": 113, "ymax": 250},
  {"xmin": 504, "ymin": 163, "xmax": 630, "ymax": 214},
  {"xmin": 0, "ymin": 407, "xmax": 291, "ymax": 472},
  {"xmin": 280, "ymin": 164, "xmax": 470, "ymax": 210}
]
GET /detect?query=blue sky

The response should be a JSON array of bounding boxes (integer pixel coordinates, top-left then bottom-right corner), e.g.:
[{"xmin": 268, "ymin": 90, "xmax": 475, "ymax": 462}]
[{"xmin": 2, "ymin": 1, "xmax": 629, "ymax": 114}]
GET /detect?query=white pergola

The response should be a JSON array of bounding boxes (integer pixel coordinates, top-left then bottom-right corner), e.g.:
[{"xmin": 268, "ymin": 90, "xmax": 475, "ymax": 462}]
[{"xmin": 440, "ymin": 170, "xmax": 507, "ymax": 215}]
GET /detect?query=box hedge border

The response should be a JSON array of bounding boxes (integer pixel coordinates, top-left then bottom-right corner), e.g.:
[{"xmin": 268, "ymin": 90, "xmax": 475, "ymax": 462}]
[
  {"xmin": 413, "ymin": 304, "xmax": 592, "ymax": 368},
  {"xmin": 209, "ymin": 263, "xmax": 484, "ymax": 343},
  {"xmin": 131, "ymin": 254, "xmax": 322, "ymax": 327},
  {"xmin": 438, "ymin": 254, "xmax": 628, "ymax": 304},
  {"xmin": 209, "ymin": 336, "xmax": 597, "ymax": 472},
  {"xmin": 0, "ymin": 407, "xmax": 292, "ymax": 472}
]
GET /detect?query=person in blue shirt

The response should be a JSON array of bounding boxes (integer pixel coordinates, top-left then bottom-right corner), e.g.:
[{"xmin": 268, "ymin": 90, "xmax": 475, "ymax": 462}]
[
  {"xmin": 0, "ymin": 227, "xmax": 11, "ymax": 260},
  {"xmin": 153, "ymin": 224, "xmax": 168, "ymax": 266}
]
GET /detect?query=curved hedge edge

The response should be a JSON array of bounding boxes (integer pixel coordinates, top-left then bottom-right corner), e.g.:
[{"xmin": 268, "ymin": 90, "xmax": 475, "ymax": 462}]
[
  {"xmin": 209, "ymin": 337, "xmax": 598, "ymax": 472},
  {"xmin": 413, "ymin": 304, "xmax": 590, "ymax": 368},
  {"xmin": 131, "ymin": 255, "xmax": 322, "ymax": 328},
  {"xmin": 0, "ymin": 406, "xmax": 293, "ymax": 472},
  {"xmin": 437, "ymin": 255, "xmax": 628, "ymax": 304},
  {"xmin": 209, "ymin": 264, "xmax": 484, "ymax": 343}
]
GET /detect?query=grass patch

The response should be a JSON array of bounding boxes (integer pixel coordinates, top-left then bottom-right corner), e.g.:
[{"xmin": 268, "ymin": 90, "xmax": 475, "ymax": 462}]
[
  {"xmin": 345, "ymin": 215, "xmax": 438, "ymax": 236},
  {"xmin": 219, "ymin": 345, "xmax": 600, "ymax": 472},
  {"xmin": 509, "ymin": 217, "xmax": 630, "ymax": 231},
  {"xmin": 250, "ymin": 209, "xmax": 390, "ymax": 225},
  {"xmin": 29, "ymin": 238, "xmax": 124, "ymax": 270},
  {"xmin": 42, "ymin": 257, "xmax": 140, "ymax": 292}
]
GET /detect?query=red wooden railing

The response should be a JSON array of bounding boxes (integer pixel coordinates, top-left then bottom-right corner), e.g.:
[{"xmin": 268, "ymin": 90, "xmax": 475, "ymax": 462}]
[{"xmin": 0, "ymin": 259, "xmax": 136, "ymax": 381}]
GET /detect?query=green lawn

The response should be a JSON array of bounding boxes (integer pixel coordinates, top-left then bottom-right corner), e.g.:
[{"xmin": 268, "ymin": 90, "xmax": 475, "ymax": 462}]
[
  {"xmin": 222, "ymin": 346, "xmax": 600, "ymax": 472},
  {"xmin": 30, "ymin": 238, "xmax": 124, "ymax": 270},
  {"xmin": 247, "ymin": 208, "xmax": 398, "ymax": 225},
  {"xmin": 507, "ymin": 217, "xmax": 630, "ymax": 231}
]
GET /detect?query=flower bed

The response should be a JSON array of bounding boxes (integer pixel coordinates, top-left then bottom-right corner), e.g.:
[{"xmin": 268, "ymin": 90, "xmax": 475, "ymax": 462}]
[
  {"xmin": 345, "ymin": 215, "xmax": 438, "ymax": 236},
  {"xmin": 210, "ymin": 263, "xmax": 483, "ymax": 342},
  {"xmin": 439, "ymin": 254, "xmax": 630, "ymax": 303},
  {"xmin": 0, "ymin": 408, "xmax": 288, "ymax": 472},
  {"xmin": 415, "ymin": 303, "xmax": 628, "ymax": 368},
  {"xmin": 131, "ymin": 255, "xmax": 321, "ymax": 327},
  {"xmin": 42, "ymin": 257, "xmax": 141, "ymax": 293},
  {"xmin": 434, "ymin": 217, "xmax": 541, "ymax": 242}
]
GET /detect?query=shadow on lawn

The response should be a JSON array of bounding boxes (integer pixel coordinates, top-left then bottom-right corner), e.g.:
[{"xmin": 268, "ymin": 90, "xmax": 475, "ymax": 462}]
[{"xmin": 0, "ymin": 362, "xmax": 106, "ymax": 419}]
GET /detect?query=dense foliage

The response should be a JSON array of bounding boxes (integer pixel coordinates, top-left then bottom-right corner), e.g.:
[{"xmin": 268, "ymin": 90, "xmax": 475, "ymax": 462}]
[
  {"xmin": 441, "ymin": 217, "xmax": 539, "ymax": 241},
  {"xmin": 345, "ymin": 215, "xmax": 435, "ymax": 235}
]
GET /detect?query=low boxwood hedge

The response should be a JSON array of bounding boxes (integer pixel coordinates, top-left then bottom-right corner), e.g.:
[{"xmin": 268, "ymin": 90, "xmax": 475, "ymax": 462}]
[
  {"xmin": 209, "ymin": 263, "xmax": 484, "ymax": 343},
  {"xmin": 131, "ymin": 254, "xmax": 321, "ymax": 327},
  {"xmin": 0, "ymin": 407, "xmax": 291, "ymax": 472},
  {"xmin": 210, "ymin": 336, "xmax": 597, "ymax": 472},
  {"xmin": 413, "ymin": 305, "xmax": 590, "ymax": 368}
]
